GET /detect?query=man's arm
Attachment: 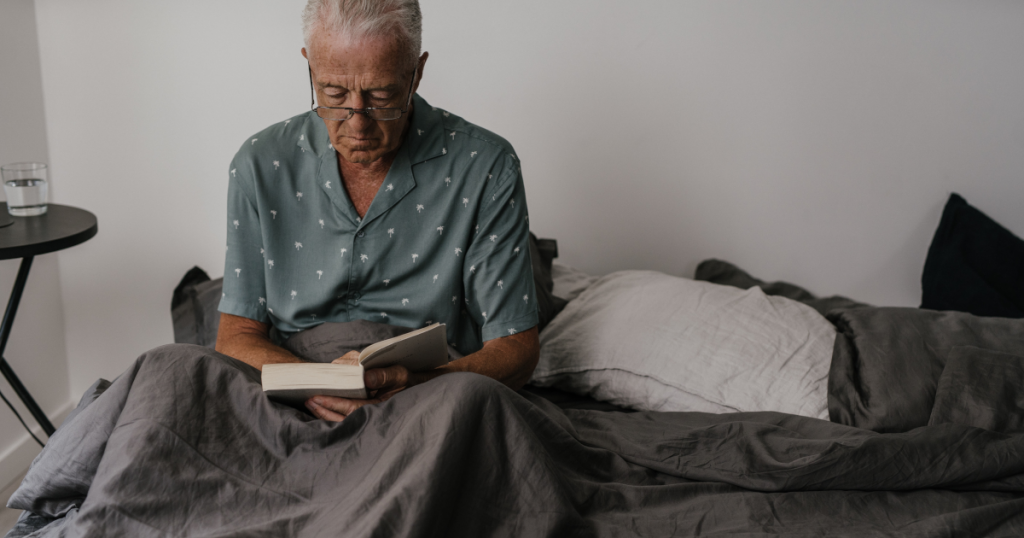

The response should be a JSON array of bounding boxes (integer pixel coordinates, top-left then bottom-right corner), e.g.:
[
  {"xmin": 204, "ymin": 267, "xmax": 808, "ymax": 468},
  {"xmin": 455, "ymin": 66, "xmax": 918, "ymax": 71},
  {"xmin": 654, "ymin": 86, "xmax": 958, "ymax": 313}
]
[
  {"xmin": 214, "ymin": 312, "xmax": 305, "ymax": 369},
  {"xmin": 306, "ymin": 326, "xmax": 540, "ymax": 421},
  {"xmin": 418, "ymin": 326, "xmax": 539, "ymax": 390}
]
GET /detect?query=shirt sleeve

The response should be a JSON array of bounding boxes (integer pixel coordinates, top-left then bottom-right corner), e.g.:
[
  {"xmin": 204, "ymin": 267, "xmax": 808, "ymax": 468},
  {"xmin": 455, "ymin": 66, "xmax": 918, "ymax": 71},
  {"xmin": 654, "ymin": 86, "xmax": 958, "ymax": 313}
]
[
  {"xmin": 218, "ymin": 160, "xmax": 270, "ymax": 323},
  {"xmin": 464, "ymin": 154, "xmax": 539, "ymax": 341}
]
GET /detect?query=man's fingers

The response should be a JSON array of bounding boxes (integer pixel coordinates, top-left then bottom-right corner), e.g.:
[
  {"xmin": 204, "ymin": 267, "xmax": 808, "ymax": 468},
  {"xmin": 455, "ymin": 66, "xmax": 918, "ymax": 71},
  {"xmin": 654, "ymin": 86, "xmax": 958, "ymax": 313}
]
[
  {"xmin": 305, "ymin": 399, "xmax": 347, "ymax": 422},
  {"xmin": 365, "ymin": 365, "xmax": 409, "ymax": 390},
  {"xmin": 310, "ymin": 395, "xmax": 367, "ymax": 416},
  {"xmin": 331, "ymin": 350, "xmax": 362, "ymax": 366}
]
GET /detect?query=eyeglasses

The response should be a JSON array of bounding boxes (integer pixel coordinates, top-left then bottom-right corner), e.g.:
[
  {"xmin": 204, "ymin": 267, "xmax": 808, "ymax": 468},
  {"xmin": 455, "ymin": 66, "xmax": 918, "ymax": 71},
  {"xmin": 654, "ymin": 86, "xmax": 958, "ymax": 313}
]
[{"xmin": 309, "ymin": 65, "xmax": 417, "ymax": 122}]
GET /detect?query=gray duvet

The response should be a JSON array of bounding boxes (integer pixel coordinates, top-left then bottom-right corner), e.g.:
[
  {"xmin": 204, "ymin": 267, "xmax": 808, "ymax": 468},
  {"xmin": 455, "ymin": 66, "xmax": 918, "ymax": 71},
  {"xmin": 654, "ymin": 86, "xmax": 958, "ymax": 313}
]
[{"xmin": 9, "ymin": 313, "xmax": 1024, "ymax": 536}]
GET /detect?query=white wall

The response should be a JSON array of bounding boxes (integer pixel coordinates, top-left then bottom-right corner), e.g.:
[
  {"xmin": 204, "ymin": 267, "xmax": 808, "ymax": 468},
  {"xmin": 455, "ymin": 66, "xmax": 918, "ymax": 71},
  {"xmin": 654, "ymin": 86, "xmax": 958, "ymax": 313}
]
[
  {"xmin": 34, "ymin": 0, "xmax": 1024, "ymax": 395},
  {"xmin": 0, "ymin": 0, "xmax": 72, "ymax": 489}
]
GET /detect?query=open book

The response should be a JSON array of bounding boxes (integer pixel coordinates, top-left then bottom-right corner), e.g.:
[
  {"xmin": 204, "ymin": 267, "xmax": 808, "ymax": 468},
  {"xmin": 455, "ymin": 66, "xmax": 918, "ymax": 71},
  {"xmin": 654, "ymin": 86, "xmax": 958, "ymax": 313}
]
[{"xmin": 262, "ymin": 323, "xmax": 449, "ymax": 403}]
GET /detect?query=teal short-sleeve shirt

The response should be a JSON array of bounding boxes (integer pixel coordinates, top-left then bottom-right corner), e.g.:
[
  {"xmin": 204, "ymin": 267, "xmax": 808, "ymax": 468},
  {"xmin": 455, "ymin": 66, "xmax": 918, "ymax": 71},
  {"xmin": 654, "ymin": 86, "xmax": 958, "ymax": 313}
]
[{"xmin": 218, "ymin": 95, "xmax": 538, "ymax": 354}]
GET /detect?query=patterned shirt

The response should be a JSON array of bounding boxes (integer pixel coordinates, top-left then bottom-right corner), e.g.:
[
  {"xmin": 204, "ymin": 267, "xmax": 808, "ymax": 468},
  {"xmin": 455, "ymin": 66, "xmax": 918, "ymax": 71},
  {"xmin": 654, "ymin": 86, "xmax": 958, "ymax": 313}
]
[{"xmin": 218, "ymin": 94, "xmax": 538, "ymax": 354}]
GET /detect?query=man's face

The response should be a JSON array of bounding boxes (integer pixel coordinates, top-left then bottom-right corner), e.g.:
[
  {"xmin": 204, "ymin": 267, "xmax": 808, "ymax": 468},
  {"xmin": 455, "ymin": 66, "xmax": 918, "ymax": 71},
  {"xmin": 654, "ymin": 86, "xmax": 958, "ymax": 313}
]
[{"xmin": 303, "ymin": 33, "xmax": 424, "ymax": 165}]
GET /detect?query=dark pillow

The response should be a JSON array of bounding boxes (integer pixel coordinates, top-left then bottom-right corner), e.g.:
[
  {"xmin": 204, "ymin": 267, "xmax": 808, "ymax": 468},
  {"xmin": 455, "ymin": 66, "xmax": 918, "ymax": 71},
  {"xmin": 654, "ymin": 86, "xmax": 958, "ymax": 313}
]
[
  {"xmin": 171, "ymin": 267, "xmax": 223, "ymax": 349},
  {"xmin": 172, "ymin": 236, "xmax": 566, "ymax": 347},
  {"xmin": 929, "ymin": 346, "xmax": 1024, "ymax": 432},
  {"xmin": 529, "ymin": 233, "xmax": 568, "ymax": 330},
  {"xmin": 921, "ymin": 193, "xmax": 1024, "ymax": 318}
]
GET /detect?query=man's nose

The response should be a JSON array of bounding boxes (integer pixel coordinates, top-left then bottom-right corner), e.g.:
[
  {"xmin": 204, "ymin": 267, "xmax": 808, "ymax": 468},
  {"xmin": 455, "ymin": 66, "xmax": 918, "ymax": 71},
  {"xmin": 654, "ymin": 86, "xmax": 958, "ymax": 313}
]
[{"xmin": 346, "ymin": 109, "xmax": 375, "ymax": 131}]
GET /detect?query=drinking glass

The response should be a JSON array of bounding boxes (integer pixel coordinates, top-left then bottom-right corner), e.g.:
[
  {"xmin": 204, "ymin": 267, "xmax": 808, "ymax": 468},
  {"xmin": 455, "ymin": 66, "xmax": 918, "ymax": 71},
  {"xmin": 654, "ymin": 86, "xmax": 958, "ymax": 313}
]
[{"xmin": 1, "ymin": 162, "xmax": 49, "ymax": 216}]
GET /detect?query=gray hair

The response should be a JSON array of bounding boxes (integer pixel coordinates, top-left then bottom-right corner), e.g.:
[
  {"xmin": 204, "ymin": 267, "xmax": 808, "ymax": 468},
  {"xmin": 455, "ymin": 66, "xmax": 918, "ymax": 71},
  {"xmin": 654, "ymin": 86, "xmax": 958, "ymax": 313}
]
[{"xmin": 302, "ymin": 0, "xmax": 422, "ymax": 66}]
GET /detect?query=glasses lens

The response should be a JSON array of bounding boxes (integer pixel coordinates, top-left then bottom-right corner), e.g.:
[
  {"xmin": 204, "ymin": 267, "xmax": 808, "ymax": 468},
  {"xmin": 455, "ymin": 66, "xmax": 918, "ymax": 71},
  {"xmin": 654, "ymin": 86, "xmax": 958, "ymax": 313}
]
[
  {"xmin": 315, "ymin": 107, "xmax": 352, "ymax": 121},
  {"xmin": 314, "ymin": 107, "xmax": 403, "ymax": 121},
  {"xmin": 367, "ymin": 108, "xmax": 403, "ymax": 121}
]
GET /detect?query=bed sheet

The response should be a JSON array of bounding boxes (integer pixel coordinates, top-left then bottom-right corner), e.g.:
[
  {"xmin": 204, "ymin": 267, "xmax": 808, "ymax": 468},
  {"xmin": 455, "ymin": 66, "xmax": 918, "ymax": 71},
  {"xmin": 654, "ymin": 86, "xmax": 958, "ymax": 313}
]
[{"xmin": 8, "ymin": 342, "xmax": 1024, "ymax": 537}]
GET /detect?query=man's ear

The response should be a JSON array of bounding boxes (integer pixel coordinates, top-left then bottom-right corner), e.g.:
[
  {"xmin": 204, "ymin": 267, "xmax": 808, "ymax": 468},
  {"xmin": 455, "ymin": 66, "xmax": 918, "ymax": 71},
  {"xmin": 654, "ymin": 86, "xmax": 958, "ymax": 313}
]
[
  {"xmin": 414, "ymin": 51, "xmax": 429, "ymax": 93},
  {"xmin": 301, "ymin": 47, "xmax": 309, "ymax": 60}
]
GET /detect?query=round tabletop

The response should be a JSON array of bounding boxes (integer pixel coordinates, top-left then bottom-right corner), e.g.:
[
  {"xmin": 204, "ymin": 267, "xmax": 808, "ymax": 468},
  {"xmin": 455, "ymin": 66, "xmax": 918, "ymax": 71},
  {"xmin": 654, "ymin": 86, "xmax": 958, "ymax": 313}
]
[{"xmin": 0, "ymin": 203, "xmax": 98, "ymax": 260}]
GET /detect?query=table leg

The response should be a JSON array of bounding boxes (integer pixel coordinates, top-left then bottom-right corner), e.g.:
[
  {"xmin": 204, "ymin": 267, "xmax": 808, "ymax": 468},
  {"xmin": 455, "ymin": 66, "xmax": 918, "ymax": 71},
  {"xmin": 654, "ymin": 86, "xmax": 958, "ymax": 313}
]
[{"xmin": 0, "ymin": 256, "xmax": 55, "ymax": 437}]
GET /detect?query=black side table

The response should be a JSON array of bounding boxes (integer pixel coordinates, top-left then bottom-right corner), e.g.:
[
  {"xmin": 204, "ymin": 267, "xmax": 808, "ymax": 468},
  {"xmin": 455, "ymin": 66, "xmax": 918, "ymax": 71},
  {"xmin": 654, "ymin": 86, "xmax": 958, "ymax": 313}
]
[{"xmin": 0, "ymin": 203, "xmax": 97, "ymax": 438}]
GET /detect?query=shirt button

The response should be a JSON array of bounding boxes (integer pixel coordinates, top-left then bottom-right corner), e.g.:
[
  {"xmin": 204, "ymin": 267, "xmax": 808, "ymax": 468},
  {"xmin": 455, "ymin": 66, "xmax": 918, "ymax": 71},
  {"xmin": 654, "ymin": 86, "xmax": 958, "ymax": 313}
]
[{"xmin": 357, "ymin": 232, "xmax": 365, "ymax": 238}]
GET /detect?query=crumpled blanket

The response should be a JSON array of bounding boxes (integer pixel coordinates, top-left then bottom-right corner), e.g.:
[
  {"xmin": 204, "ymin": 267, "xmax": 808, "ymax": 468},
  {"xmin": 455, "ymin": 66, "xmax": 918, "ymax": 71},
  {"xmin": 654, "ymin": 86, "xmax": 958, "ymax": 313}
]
[{"xmin": 8, "ymin": 342, "xmax": 1024, "ymax": 537}]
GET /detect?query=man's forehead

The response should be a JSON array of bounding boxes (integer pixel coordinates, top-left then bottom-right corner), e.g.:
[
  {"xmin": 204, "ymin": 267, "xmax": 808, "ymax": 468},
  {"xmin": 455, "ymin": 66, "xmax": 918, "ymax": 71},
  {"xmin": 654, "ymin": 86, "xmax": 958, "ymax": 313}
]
[{"xmin": 307, "ymin": 31, "xmax": 411, "ymax": 81}]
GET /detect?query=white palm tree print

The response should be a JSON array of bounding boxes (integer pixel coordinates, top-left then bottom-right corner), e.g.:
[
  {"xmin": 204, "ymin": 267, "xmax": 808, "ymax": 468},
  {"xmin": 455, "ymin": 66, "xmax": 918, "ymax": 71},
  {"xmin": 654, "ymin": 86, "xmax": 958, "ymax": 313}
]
[
  {"xmin": 231, "ymin": 169, "xmax": 236, "ymax": 177},
  {"xmin": 513, "ymin": 247, "xmax": 520, "ymax": 256},
  {"xmin": 251, "ymin": 138, "xmax": 258, "ymax": 145},
  {"xmin": 445, "ymin": 177, "xmax": 451, "ymax": 187},
  {"xmin": 450, "ymin": 131, "xmax": 456, "ymax": 140},
  {"xmin": 417, "ymin": 129, "xmax": 423, "ymax": 136},
  {"xmin": 508, "ymin": 328, "xmax": 517, "ymax": 335},
  {"xmin": 319, "ymin": 219, "xmax": 325, "ymax": 229},
  {"xmin": 489, "ymin": 235, "xmax": 498, "ymax": 242},
  {"xmin": 452, "ymin": 296, "xmax": 458, "ymax": 304},
  {"xmin": 470, "ymin": 151, "xmax": 477, "ymax": 158},
  {"xmin": 433, "ymin": 274, "xmax": 439, "ymax": 283},
  {"xmin": 388, "ymin": 228, "xmax": 395, "ymax": 238},
  {"xmin": 386, "ymin": 183, "xmax": 394, "ymax": 191},
  {"xmin": 416, "ymin": 204, "xmax": 424, "ymax": 213},
  {"xmin": 268, "ymin": 308, "xmax": 273, "ymax": 314},
  {"xmin": 454, "ymin": 248, "xmax": 462, "ymax": 256},
  {"xmin": 270, "ymin": 210, "xmax": 277, "ymax": 219},
  {"xmin": 340, "ymin": 248, "xmax": 347, "ymax": 258},
  {"xmin": 402, "ymin": 298, "xmax": 409, "ymax": 306},
  {"xmin": 296, "ymin": 192, "xmax": 303, "ymax": 201},
  {"xmin": 360, "ymin": 254, "xmax": 368, "ymax": 263},
  {"xmin": 437, "ymin": 226, "xmax": 444, "ymax": 235},
  {"xmin": 380, "ymin": 312, "xmax": 388, "ymax": 318},
  {"xmin": 316, "ymin": 270, "xmax": 323, "ymax": 280},
  {"xmin": 260, "ymin": 248, "xmax": 265, "ymax": 257},
  {"xmin": 259, "ymin": 297, "xmax": 266, "ymax": 305},
  {"xmin": 383, "ymin": 279, "xmax": 391, "ymax": 286},
  {"xmin": 295, "ymin": 242, "xmax": 303, "ymax": 250},
  {"xmin": 442, "ymin": 147, "xmax": 447, "ymax": 155},
  {"xmin": 290, "ymin": 290, "xmax": 297, "ymax": 300},
  {"xmin": 232, "ymin": 220, "xmax": 239, "ymax": 229},
  {"xmin": 463, "ymin": 198, "xmax": 469, "ymax": 207},
  {"xmin": 412, "ymin": 253, "xmax": 419, "ymax": 263},
  {"xmin": 510, "ymin": 200, "xmax": 515, "ymax": 207},
  {"xmin": 234, "ymin": 268, "xmax": 241, "ymax": 277},
  {"xmin": 523, "ymin": 294, "xmax": 529, "ymax": 303},
  {"xmin": 273, "ymin": 161, "xmax": 280, "ymax": 170},
  {"xmin": 324, "ymin": 181, "xmax": 331, "ymax": 189},
  {"xmin": 481, "ymin": 311, "xmax": 487, "ymax": 319},
  {"xmin": 497, "ymin": 280, "xmax": 504, "ymax": 289},
  {"xmin": 268, "ymin": 260, "xmax": 275, "ymax": 268},
  {"xmin": 443, "ymin": 111, "xmax": 450, "ymax": 117},
  {"xmin": 299, "ymin": 134, "xmax": 304, "ymax": 140},
  {"xmin": 470, "ymin": 265, "xmax": 476, "ymax": 273}
]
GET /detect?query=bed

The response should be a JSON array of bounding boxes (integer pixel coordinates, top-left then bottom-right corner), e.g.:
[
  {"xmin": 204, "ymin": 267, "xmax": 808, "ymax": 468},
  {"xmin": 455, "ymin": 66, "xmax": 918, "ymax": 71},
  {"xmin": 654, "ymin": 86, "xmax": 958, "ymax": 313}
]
[{"xmin": 6, "ymin": 193, "xmax": 1024, "ymax": 537}]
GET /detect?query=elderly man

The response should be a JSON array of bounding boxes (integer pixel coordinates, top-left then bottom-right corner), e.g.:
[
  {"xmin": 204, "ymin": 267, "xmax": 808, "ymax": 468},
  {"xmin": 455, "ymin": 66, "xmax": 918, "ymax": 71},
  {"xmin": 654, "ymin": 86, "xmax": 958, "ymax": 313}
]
[{"xmin": 215, "ymin": 0, "xmax": 539, "ymax": 421}]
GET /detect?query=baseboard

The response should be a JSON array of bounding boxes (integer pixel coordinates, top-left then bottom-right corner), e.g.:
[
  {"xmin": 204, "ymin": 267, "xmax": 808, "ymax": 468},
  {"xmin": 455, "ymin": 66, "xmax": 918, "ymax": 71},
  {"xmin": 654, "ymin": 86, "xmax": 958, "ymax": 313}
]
[{"xmin": 0, "ymin": 401, "xmax": 73, "ymax": 494}]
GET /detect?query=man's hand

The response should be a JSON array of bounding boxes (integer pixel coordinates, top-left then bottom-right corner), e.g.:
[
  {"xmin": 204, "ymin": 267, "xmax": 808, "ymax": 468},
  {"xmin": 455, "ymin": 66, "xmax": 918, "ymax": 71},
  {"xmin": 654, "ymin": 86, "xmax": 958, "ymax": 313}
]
[
  {"xmin": 304, "ymin": 351, "xmax": 424, "ymax": 421},
  {"xmin": 304, "ymin": 326, "xmax": 540, "ymax": 422}
]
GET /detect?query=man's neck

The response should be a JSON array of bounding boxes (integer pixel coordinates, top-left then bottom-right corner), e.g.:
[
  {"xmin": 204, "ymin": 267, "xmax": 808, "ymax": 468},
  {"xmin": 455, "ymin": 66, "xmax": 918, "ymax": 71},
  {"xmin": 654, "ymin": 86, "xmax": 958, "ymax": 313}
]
[{"xmin": 337, "ymin": 110, "xmax": 413, "ymax": 218}]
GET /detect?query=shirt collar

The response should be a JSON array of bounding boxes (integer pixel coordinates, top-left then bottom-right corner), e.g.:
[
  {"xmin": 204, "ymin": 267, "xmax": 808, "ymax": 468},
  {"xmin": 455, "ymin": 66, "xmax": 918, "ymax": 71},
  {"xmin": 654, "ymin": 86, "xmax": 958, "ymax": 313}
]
[{"xmin": 306, "ymin": 94, "xmax": 447, "ymax": 230}]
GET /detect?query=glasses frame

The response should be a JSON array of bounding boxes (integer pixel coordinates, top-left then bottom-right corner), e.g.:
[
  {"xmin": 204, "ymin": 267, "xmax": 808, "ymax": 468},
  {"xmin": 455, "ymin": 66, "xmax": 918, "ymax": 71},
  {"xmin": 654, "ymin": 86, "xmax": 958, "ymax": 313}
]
[{"xmin": 309, "ymin": 65, "xmax": 417, "ymax": 122}]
